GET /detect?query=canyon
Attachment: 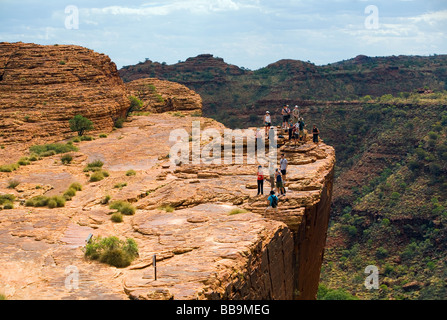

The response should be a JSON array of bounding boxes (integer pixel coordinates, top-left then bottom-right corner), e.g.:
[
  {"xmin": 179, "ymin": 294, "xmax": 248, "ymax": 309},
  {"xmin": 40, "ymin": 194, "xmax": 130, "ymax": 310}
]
[
  {"xmin": 0, "ymin": 43, "xmax": 335, "ymax": 300},
  {"xmin": 119, "ymin": 53, "xmax": 447, "ymax": 300}
]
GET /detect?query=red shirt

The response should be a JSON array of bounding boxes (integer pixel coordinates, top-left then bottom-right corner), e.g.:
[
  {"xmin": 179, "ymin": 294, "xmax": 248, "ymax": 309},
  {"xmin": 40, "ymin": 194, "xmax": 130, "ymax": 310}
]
[{"xmin": 257, "ymin": 172, "xmax": 264, "ymax": 180}]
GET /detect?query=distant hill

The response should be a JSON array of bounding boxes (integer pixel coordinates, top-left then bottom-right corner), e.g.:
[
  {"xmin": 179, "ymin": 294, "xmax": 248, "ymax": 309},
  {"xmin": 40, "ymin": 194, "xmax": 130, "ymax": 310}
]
[
  {"xmin": 119, "ymin": 53, "xmax": 447, "ymax": 128},
  {"xmin": 120, "ymin": 54, "xmax": 447, "ymax": 300}
]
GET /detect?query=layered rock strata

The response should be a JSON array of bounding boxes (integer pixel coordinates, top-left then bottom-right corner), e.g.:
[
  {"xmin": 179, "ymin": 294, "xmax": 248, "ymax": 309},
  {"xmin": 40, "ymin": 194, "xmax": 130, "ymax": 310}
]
[
  {"xmin": 126, "ymin": 78, "xmax": 202, "ymax": 115},
  {"xmin": 0, "ymin": 42, "xmax": 130, "ymax": 163}
]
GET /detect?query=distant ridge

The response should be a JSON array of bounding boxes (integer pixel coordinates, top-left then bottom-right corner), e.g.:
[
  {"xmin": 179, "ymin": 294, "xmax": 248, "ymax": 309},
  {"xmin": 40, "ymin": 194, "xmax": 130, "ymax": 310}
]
[{"xmin": 119, "ymin": 53, "xmax": 447, "ymax": 127}]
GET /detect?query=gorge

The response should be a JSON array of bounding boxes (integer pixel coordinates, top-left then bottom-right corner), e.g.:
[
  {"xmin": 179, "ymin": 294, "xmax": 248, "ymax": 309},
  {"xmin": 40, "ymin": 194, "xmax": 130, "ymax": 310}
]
[{"xmin": 0, "ymin": 42, "xmax": 335, "ymax": 300}]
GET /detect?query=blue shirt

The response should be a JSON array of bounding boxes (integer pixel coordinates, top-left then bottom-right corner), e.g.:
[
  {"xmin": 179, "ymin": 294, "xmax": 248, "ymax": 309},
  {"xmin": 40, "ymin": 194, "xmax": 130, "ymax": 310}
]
[{"xmin": 268, "ymin": 195, "xmax": 278, "ymax": 207}]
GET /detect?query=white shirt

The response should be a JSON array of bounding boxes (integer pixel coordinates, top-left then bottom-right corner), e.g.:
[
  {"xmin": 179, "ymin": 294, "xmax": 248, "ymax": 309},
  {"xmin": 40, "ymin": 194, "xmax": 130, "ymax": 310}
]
[{"xmin": 280, "ymin": 158, "xmax": 288, "ymax": 170}]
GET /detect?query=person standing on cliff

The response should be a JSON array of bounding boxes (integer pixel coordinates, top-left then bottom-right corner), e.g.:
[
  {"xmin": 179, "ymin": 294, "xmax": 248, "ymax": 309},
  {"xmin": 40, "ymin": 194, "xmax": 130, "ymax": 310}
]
[
  {"xmin": 275, "ymin": 168, "xmax": 286, "ymax": 196},
  {"xmin": 257, "ymin": 165, "xmax": 265, "ymax": 196},
  {"xmin": 281, "ymin": 105, "xmax": 291, "ymax": 130},
  {"xmin": 298, "ymin": 117, "xmax": 305, "ymax": 141},
  {"xmin": 292, "ymin": 105, "xmax": 300, "ymax": 123},
  {"xmin": 264, "ymin": 111, "xmax": 272, "ymax": 138},
  {"xmin": 312, "ymin": 125, "xmax": 320, "ymax": 145},
  {"xmin": 280, "ymin": 153, "xmax": 288, "ymax": 184}
]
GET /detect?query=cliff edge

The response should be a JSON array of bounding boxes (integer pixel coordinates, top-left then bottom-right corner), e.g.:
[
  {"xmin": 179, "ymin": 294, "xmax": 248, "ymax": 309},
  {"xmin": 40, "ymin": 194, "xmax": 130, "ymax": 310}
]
[{"xmin": 0, "ymin": 44, "xmax": 335, "ymax": 300}]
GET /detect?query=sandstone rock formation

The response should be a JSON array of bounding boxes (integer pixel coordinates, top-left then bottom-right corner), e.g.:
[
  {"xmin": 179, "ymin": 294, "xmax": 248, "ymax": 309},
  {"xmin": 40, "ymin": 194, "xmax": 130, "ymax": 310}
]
[
  {"xmin": 126, "ymin": 78, "xmax": 202, "ymax": 115},
  {"xmin": 0, "ymin": 42, "xmax": 130, "ymax": 163},
  {"xmin": 0, "ymin": 111, "xmax": 334, "ymax": 300}
]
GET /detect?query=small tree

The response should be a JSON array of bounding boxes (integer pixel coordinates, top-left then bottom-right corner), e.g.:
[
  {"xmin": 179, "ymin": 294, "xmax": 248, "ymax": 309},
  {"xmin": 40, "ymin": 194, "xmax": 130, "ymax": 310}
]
[
  {"xmin": 127, "ymin": 95, "xmax": 143, "ymax": 116},
  {"xmin": 69, "ymin": 115, "xmax": 94, "ymax": 136}
]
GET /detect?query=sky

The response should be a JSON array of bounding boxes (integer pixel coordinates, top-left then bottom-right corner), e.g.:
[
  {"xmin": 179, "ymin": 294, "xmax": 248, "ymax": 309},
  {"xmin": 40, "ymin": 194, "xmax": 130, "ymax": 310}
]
[{"xmin": 0, "ymin": 0, "xmax": 446, "ymax": 70}]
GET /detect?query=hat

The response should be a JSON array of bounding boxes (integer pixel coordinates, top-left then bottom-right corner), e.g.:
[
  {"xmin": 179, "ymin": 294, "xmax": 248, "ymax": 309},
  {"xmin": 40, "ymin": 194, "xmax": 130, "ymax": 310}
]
[
  {"xmin": 266, "ymin": 111, "xmax": 270, "ymax": 113},
  {"xmin": 294, "ymin": 105, "xmax": 298, "ymax": 108}
]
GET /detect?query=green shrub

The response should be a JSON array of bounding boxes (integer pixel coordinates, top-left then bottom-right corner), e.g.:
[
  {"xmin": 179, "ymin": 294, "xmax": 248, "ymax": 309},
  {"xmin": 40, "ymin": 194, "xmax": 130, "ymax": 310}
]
[
  {"xmin": 111, "ymin": 212, "xmax": 123, "ymax": 223},
  {"xmin": 25, "ymin": 196, "xmax": 49, "ymax": 207},
  {"xmin": 408, "ymin": 160, "xmax": 421, "ymax": 172},
  {"xmin": 28, "ymin": 154, "xmax": 40, "ymax": 162},
  {"xmin": 109, "ymin": 201, "xmax": 135, "ymax": 215},
  {"xmin": 114, "ymin": 182, "xmax": 127, "ymax": 190},
  {"xmin": 0, "ymin": 163, "xmax": 19, "ymax": 172},
  {"xmin": 86, "ymin": 160, "xmax": 104, "ymax": 171},
  {"xmin": 80, "ymin": 135, "xmax": 94, "ymax": 141},
  {"xmin": 41, "ymin": 150, "xmax": 57, "ymax": 157},
  {"xmin": 390, "ymin": 192, "xmax": 401, "ymax": 201},
  {"xmin": 63, "ymin": 188, "xmax": 77, "ymax": 200},
  {"xmin": 2, "ymin": 201, "xmax": 14, "ymax": 209},
  {"xmin": 170, "ymin": 111, "xmax": 185, "ymax": 118},
  {"xmin": 114, "ymin": 118, "xmax": 126, "ymax": 128},
  {"xmin": 7, "ymin": 179, "xmax": 20, "ymax": 189},
  {"xmin": 25, "ymin": 195, "xmax": 65, "ymax": 208},
  {"xmin": 84, "ymin": 236, "xmax": 138, "ymax": 268},
  {"xmin": 51, "ymin": 196, "xmax": 66, "ymax": 207},
  {"xmin": 318, "ymin": 286, "xmax": 358, "ymax": 300},
  {"xmin": 426, "ymin": 261, "xmax": 436, "ymax": 270},
  {"xmin": 18, "ymin": 157, "xmax": 30, "ymax": 166},
  {"xmin": 99, "ymin": 134, "xmax": 108, "ymax": 138},
  {"xmin": 69, "ymin": 182, "xmax": 82, "ymax": 191},
  {"xmin": 415, "ymin": 148, "xmax": 427, "ymax": 160},
  {"xmin": 376, "ymin": 246, "xmax": 389, "ymax": 259},
  {"xmin": 128, "ymin": 95, "xmax": 143, "ymax": 113},
  {"xmin": 61, "ymin": 154, "xmax": 73, "ymax": 164},
  {"xmin": 30, "ymin": 143, "xmax": 78, "ymax": 156},
  {"xmin": 126, "ymin": 169, "xmax": 136, "ymax": 176},
  {"xmin": 101, "ymin": 195, "xmax": 111, "ymax": 205},
  {"xmin": 429, "ymin": 163, "xmax": 442, "ymax": 175},
  {"xmin": 89, "ymin": 171, "xmax": 107, "ymax": 182},
  {"xmin": 428, "ymin": 131, "xmax": 439, "ymax": 140},
  {"xmin": 47, "ymin": 199, "xmax": 58, "ymax": 209},
  {"xmin": 0, "ymin": 194, "xmax": 15, "ymax": 205},
  {"xmin": 433, "ymin": 124, "xmax": 443, "ymax": 133}
]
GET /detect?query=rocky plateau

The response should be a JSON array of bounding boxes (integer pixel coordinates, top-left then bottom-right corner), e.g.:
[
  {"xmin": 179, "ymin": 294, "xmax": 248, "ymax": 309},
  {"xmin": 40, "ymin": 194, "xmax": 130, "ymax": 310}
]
[{"xmin": 0, "ymin": 43, "xmax": 335, "ymax": 300}]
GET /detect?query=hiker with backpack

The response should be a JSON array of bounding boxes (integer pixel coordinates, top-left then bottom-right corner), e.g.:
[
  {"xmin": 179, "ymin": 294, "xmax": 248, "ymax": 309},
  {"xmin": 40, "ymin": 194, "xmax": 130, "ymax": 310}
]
[{"xmin": 265, "ymin": 190, "xmax": 279, "ymax": 213}]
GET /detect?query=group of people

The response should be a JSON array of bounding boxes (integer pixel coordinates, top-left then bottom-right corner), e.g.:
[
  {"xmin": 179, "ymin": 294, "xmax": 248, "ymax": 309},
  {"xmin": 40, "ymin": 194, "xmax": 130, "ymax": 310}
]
[
  {"xmin": 258, "ymin": 104, "xmax": 322, "ymax": 212},
  {"xmin": 256, "ymin": 154, "xmax": 288, "ymax": 212},
  {"xmin": 264, "ymin": 104, "xmax": 320, "ymax": 145}
]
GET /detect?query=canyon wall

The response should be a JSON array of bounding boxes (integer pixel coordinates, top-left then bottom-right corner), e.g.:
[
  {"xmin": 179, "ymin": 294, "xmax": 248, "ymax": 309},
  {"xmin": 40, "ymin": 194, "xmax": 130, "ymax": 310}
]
[{"xmin": 0, "ymin": 42, "xmax": 130, "ymax": 163}]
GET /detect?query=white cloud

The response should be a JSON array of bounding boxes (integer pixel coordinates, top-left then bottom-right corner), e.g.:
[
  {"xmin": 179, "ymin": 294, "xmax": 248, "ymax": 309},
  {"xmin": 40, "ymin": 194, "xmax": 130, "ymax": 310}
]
[
  {"xmin": 407, "ymin": 9, "xmax": 447, "ymax": 25},
  {"xmin": 86, "ymin": 0, "xmax": 260, "ymax": 17}
]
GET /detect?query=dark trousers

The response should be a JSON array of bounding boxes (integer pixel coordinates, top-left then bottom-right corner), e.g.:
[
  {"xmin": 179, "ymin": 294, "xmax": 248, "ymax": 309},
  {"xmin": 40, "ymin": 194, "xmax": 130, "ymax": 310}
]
[{"xmin": 257, "ymin": 179, "xmax": 264, "ymax": 195}]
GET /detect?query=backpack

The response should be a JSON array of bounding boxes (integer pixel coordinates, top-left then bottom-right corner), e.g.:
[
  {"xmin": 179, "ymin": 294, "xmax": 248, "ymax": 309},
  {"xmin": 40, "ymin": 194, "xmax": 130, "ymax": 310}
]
[{"xmin": 271, "ymin": 195, "xmax": 278, "ymax": 208}]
